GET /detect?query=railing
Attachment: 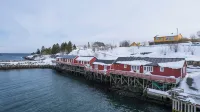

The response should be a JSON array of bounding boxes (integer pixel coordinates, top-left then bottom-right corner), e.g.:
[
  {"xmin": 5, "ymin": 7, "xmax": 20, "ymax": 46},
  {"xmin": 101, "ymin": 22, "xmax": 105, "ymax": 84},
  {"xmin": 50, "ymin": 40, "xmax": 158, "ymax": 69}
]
[
  {"xmin": 108, "ymin": 70, "xmax": 176, "ymax": 83},
  {"xmin": 85, "ymin": 68, "xmax": 110, "ymax": 75}
]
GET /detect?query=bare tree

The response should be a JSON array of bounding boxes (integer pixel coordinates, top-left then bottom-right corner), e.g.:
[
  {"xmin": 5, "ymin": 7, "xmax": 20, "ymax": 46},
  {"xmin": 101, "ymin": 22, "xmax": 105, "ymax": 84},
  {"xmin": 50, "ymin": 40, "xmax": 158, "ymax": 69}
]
[
  {"xmin": 190, "ymin": 34, "xmax": 197, "ymax": 42},
  {"xmin": 83, "ymin": 45, "xmax": 87, "ymax": 50},
  {"xmin": 160, "ymin": 46, "xmax": 167, "ymax": 55},
  {"xmin": 120, "ymin": 40, "xmax": 130, "ymax": 47},
  {"xmin": 188, "ymin": 45, "xmax": 195, "ymax": 55},
  {"xmin": 197, "ymin": 31, "xmax": 200, "ymax": 38},
  {"xmin": 92, "ymin": 47, "xmax": 96, "ymax": 52},
  {"xmin": 169, "ymin": 44, "xmax": 179, "ymax": 53},
  {"xmin": 103, "ymin": 53, "xmax": 106, "ymax": 57},
  {"xmin": 94, "ymin": 52, "xmax": 98, "ymax": 58}
]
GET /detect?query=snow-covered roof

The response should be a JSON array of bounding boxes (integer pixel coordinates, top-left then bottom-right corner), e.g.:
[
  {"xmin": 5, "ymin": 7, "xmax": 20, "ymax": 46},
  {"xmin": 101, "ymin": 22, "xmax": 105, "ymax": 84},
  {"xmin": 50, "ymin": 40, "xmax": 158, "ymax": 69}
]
[
  {"xmin": 93, "ymin": 62, "xmax": 111, "ymax": 66},
  {"xmin": 155, "ymin": 34, "xmax": 178, "ymax": 38},
  {"xmin": 114, "ymin": 57, "xmax": 185, "ymax": 68},
  {"xmin": 76, "ymin": 56, "xmax": 95, "ymax": 61},
  {"xmin": 58, "ymin": 55, "xmax": 77, "ymax": 59},
  {"xmin": 116, "ymin": 60, "xmax": 151, "ymax": 66},
  {"xmin": 93, "ymin": 59, "xmax": 114, "ymax": 66},
  {"xmin": 158, "ymin": 60, "xmax": 185, "ymax": 69}
]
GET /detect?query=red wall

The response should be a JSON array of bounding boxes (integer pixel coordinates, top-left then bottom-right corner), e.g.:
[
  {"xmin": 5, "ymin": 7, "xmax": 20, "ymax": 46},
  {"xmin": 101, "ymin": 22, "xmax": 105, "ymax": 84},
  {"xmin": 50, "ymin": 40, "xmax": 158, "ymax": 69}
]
[
  {"xmin": 151, "ymin": 66, "xmax": 181, "ymax": 78},
  {"xmin": 89, "ymin": 57, "xmax": 96, "ymax": 66},
  {"xmin": 73, "ymin": 56, "xmax": 78, "ymax": 64},
  {"xmin": 92, "ymin": 64, "xmax": 111, "ymax": 70},
  {"xmin": 113, "ymin": 62, "xmax": 187, "ymax": 78},
  {"xmin": 113, "ymin": 64, "xmax": 131, "ymax": 71}
]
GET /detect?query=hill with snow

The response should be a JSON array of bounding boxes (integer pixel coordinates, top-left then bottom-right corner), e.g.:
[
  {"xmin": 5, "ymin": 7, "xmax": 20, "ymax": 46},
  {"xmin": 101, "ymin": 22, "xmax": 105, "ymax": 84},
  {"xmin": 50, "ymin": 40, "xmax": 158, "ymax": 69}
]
[{"xmin": 69, "ymin": 43, "xmax": 200, "ymax": 61}]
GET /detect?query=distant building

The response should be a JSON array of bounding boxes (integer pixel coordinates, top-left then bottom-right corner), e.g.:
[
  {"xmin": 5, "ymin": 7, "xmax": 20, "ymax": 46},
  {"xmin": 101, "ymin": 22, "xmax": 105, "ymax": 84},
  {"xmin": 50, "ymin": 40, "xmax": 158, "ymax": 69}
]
[
  {"xmin": 130, "ymin": 42, "xmax": 140, "ymax": 46},
  {"xmin": 154, "ymin": 34, "xmax": 183, "ymax": 44}
]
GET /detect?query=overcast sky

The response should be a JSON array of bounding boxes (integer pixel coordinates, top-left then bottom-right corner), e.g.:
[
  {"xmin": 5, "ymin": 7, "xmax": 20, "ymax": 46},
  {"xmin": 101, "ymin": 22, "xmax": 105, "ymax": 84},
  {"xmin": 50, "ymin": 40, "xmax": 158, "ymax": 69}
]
[{"xmin": 0, "ymin": 0, "xmax": 200, "ymax": 53}]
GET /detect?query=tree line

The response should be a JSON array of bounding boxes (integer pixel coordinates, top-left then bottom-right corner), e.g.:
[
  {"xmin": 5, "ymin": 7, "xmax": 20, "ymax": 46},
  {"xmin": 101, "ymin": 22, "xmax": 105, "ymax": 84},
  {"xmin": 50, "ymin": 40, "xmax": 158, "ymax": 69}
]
[{"xmin": 34, "ymin": 41, "xmax": 76, "ymax": 55}]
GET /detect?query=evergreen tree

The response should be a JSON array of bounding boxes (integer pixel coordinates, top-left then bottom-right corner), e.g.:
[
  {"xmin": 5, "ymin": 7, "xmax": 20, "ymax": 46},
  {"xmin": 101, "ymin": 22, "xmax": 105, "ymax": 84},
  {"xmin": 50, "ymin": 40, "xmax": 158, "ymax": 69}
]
[
  {"xmin": 55, "ymin": 43, "xmax": 60, "ymax": 53},
  {"xmin": 51, "ymin": 44, "xmax": 57, "ymax": 54},
  {"xmin": 64, "ymin": 42, "xmax": 69, "ymax": 52},
  {"xmin": 60, "ymin": 42, "xmax": 65, "ymax": 52},
  {"xmin": 67, "ymin": 41, "xmax": 72, "ymax": 53},
  {"xmin": 41, "ymin": 46, "xmax": 45, "ymax": 54},
  {"xmin": 73, "ymin": 44, "xmax": 76, "ymax": 50},
  {"xmin": 46, "ymin": 47, "xmax": 52, "ymax": 54},
  {"xmin": 36, "ymin": 49, "xmax": 40, "ymax": 54}
]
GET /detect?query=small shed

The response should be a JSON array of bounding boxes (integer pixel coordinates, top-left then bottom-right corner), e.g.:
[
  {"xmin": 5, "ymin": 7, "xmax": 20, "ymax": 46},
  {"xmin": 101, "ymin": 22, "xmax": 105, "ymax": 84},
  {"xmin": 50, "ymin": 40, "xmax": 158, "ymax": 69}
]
[
  {"xmin": 113, "ymin": 57, "xmax": 187, "ymax": 78},
  {"xmin": 75, "ymin": 56, "xmax": 96, "ymax": 66},
  {"xmin": 92, "ymin": 59, "xmax": 115, "ymax": 71}
]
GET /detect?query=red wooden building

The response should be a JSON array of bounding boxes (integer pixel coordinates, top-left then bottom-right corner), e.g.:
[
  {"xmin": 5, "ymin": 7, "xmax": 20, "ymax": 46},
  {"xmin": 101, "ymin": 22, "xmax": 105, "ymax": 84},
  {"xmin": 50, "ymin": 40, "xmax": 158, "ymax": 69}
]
[
  {"xmin": 113, "ymin": 57, "xmax": 187, "ymax": 79},
  {"xmin": 75, "ymin": 56, "xmax": 96, "ymax": 67},
  {"xmin": 92, "ymin": 59, "xmax": 115, "ymax": 71},
  {"xmin": 56, "ymin": 55, "xmax": 78, "ymax": 64}
]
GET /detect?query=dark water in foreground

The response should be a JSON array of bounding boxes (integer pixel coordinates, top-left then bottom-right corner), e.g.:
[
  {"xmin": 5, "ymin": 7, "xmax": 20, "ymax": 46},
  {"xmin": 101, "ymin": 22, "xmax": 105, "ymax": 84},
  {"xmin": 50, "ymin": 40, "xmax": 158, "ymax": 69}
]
[{"xmin": 0, "ymin": 69, "xmax": 171, "ymax": 112}]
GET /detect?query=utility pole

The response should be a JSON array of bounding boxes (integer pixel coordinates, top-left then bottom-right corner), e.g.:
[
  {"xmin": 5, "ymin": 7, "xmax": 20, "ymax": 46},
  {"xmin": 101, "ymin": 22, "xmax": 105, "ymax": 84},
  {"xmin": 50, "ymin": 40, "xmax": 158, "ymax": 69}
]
[{"xmin": 177, "ymin": 28, "xmax": 179, "ymax": 35}]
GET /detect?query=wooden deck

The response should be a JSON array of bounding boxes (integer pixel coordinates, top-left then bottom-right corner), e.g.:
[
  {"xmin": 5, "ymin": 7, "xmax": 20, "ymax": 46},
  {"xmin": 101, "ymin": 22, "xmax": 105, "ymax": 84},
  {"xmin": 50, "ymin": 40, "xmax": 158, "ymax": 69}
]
[{"xmin": 56, "ymin": 60, "xmax": 177, "ymax": 84}]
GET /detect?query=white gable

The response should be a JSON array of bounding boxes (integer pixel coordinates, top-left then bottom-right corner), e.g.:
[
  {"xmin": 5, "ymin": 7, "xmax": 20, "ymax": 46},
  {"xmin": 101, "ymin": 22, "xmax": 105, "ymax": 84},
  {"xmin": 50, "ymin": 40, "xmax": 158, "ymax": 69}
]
[{"xmin": 116, "ymin": 60, "xmax": 151, "ymax": 66}]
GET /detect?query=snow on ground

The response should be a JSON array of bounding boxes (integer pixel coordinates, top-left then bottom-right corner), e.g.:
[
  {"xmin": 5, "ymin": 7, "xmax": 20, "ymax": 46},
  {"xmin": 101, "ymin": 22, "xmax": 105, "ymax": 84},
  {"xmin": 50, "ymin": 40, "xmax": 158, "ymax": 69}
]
[
  {"xmin": 179, "ymin": 71, "xmax": 200, "ymax": 95},
  {"xmin": 69, "ymin": 43, "xmax": 200, "ymax": 61}
]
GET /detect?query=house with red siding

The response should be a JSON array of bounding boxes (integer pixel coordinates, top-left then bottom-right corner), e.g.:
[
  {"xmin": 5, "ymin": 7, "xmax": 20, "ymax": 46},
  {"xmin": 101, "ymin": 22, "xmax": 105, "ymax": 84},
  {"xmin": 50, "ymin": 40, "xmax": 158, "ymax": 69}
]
[
  {"xmin": 75, "ymin": 56, "xmax": 96, "ymax": 67},
  {"xmin": 92, "ymin": 59, "xmax": 115, "ymax": 71},
  {"xmin": 113, "ymin": 57, "xmax": 187, "ymax": 79},
  {"xmin": 56, "ymin": 55, "xmax": 78, "ymax": 64}
]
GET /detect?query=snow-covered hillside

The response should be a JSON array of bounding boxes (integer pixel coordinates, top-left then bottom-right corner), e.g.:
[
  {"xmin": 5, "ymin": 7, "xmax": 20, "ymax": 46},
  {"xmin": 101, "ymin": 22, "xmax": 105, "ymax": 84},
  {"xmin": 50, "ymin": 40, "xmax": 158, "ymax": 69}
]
[
  {"xmin": 69, "ymin": 43, "xmax": 200, "ymax": 61},
  {"xmin": 69, "ymin": 43, "xmax": 200, "ymax": 95}
]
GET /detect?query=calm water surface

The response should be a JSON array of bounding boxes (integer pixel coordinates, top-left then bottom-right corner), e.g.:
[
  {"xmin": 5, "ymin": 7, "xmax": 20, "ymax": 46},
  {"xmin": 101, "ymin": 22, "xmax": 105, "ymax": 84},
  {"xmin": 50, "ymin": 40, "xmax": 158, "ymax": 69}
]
[
  {"xmin": 0, "ymin": 69, "xmax": 171, "ymax": 112},
  {"xmin": 0, "ymin": 53, "xmax": 30, "ymax": 60}
]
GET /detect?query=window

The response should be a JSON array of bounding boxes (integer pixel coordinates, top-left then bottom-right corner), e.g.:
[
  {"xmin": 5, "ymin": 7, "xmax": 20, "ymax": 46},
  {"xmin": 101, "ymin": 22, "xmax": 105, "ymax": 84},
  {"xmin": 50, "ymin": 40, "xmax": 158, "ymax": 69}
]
[
  {"xmin": 124, "ymin": 65, "xmax": 127, "ymax": 68},
  {"xmin": 183, "ymin": 67, "xmax": 186, "ymax": 74},
  {"xmin": 160, "ymin": 67, "xmax": 164, "ymax": 72},
  {"xmin": 132, "ymin": 66, "xmax": 140, "ymax": 71},
  {"xmin": 144, "ymin": 66, "xmax": 153, "ymax": 72}
]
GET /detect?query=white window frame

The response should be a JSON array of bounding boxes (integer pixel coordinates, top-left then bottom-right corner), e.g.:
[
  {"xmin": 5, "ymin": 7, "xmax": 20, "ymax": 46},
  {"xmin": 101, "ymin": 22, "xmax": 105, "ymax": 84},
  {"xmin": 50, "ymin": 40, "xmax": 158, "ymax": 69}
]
[
  {"xmin": 104, "ymin": 65, "xmax": 107, "ymax": 70},
  {"xmin": 160, "ymin": 67, "xmax": 164, "ymax": 72},
  {"xmin": 143, "ymin": 66, "xmax": 153, "ymax": 72},
  {"xmin": 124, "ymin": 65, "xmax": 127, "ymax": 68},
  {"xmin": 131, "ymin": 65, "xmax": 140, "ymax": 71}
]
